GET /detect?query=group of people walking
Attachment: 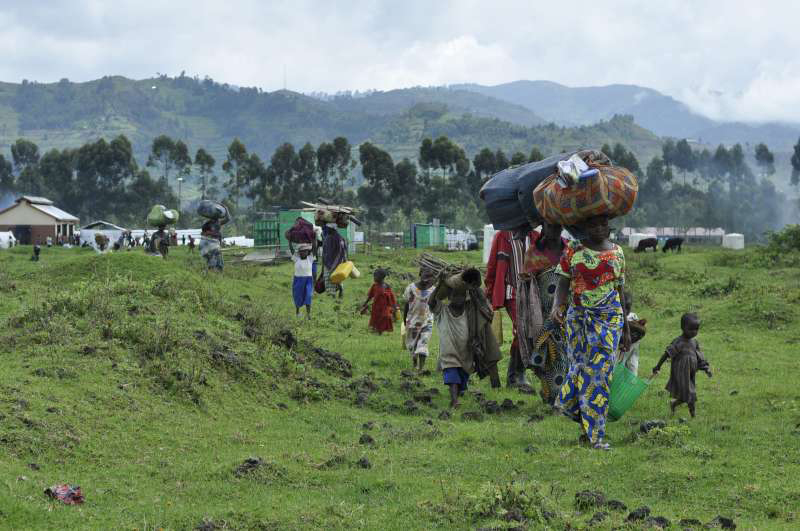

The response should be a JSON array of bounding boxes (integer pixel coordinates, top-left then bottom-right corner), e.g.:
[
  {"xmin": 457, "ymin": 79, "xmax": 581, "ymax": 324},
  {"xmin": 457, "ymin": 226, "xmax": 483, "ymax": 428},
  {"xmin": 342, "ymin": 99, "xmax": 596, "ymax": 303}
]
[{"xmin": 295, "ymin": 213, "xmax": 711, "ymax": 450}]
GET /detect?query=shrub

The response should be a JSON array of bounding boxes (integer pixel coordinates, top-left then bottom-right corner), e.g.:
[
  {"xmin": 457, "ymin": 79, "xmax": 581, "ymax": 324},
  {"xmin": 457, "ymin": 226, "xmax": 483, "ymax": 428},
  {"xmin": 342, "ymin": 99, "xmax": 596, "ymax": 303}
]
[{"xmin": 766, "ymin": 224, "xmax": 800, "ymax": 252}]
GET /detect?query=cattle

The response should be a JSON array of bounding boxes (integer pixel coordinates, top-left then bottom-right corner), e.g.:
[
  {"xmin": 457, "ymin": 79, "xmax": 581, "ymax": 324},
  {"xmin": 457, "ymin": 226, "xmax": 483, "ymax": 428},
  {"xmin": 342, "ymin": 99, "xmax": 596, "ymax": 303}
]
[
  {"xmin": 662, "ymin": 237, "xmax": 684, "ymax": 253},
  {"xmin": 634, "ymin": 237, "xmax": 658, "ymax": 253}
]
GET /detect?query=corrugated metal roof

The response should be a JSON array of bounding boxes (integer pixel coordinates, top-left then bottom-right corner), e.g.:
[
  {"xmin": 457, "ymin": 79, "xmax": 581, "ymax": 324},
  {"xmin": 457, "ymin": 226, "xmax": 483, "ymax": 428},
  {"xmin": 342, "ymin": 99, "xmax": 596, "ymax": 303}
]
[
  {"xmin": 19, "ymin": 195, "xmax": 54, "ymax": 205},
  {"xmin": 30, "ymin": 203, "xmax": 79, "ymax": 222},
  {"xmin": 82, "ymin": 220, "xmax": 127, "ymax": 231}
]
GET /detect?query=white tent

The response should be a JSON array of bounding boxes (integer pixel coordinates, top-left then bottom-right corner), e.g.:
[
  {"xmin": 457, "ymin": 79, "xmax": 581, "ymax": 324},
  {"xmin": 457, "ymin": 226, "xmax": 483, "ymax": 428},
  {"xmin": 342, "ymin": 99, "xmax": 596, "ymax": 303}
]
[
  {"xmin": 80, "ymin": 221, "xmax": 127, "ymax": 250},
  {"xmin": 223, "ymin": 236, "xmax": 254, "ymax": 248},
  {"xmin": 0, "ymin": 231, "xmax": 16, "ymax": 249},
  {"xmin": 628, "ymin": 233, "xmax": 651, "ymax": 249},
  {"xmin": 722, "ymin": 233, "xmax": 744, "ymax": 250}
]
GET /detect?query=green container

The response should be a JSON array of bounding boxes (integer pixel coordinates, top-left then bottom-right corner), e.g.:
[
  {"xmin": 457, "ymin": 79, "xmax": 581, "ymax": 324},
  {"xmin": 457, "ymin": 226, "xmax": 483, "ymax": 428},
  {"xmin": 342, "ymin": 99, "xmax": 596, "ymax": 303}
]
[
  {"xmin": 253, "ymin": 219, "xmax": 280, "ymax": 247},
  {"xmin": 412, "ymin": 223, "xmax": 446, "ymax": 248},
  {"xmin": 608, "ymin": 363, "xmax": 650, "ymax": 422}
]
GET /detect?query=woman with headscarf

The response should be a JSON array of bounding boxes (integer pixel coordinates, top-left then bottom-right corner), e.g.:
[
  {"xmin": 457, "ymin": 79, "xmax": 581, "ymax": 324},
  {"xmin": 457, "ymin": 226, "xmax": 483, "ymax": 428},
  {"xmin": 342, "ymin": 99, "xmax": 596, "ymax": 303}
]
[{"xmin": 550, "ymin": 215, "xmax": 630, "ymax": 450}]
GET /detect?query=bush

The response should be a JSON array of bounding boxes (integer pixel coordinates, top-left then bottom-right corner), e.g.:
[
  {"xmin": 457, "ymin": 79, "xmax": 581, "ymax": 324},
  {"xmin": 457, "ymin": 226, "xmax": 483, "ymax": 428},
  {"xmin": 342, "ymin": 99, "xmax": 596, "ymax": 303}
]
[{"xmin": 766, "ymin": 224, "xmax": 800, "ymax": 252}]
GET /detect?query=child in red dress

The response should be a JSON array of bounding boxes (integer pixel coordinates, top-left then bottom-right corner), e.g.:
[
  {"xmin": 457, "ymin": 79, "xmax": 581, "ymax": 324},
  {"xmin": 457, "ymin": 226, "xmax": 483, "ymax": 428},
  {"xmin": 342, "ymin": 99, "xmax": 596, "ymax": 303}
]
[{"xmin": 360, "ymin": 269, "xmax": 398, "ymax": 334}]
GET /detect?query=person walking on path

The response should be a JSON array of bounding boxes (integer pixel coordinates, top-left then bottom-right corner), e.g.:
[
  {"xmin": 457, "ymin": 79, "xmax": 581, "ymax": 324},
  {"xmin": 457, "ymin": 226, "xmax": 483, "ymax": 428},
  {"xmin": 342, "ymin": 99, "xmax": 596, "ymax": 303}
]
[
  {"xmin": 652, "ymin": 313, "xmax": 712, "ymax": 418},
  {"xmin": 291, "ymin": 243, "xmax": 315, "ymax": 319},
  {"xmin": 403, "ymin": 268, "xmax": 435, "ymax": 372},
  {"xmin": 322, "ymin": 224, "xmax": 347, "ymax": 298},
  {"xmin": 550, "ymin": 215, "xmax": 630, "ymax": 450},
  {"xmin": 430, "ymin": 271, "xmax": 502, "ymax": 407},
  {"xmin": 360, "ymin": 269, "xmax": 397, "ymax": 334}
]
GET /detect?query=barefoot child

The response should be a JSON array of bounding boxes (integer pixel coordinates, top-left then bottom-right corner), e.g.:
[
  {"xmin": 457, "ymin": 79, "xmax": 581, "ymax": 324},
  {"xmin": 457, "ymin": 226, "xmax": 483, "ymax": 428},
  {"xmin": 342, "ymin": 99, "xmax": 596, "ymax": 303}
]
[
  {"xmin": 291, "ymin": 243, "xmax": 315, "ymax": 319},
  {"xmin": 652, "ymin": 313, "xmax": 712, "ymax": 418},
  {"xmin": 429, "ymin": 271, "xmax": 502, "ymax": 408},
  {"xmin": 403, "ymin": 268, "xmax": 435, "ymax": 372},
  {"xmin": 360, "ymin": 269, "xmax": 397, "ymax": 334}
]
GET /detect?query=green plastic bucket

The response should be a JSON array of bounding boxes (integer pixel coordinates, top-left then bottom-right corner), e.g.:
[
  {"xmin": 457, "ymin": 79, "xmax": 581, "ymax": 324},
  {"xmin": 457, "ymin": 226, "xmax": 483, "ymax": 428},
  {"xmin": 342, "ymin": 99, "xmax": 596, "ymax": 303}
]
[{"xmin": 608, "ymin": 363, "xmax": 650, "ymax": 422}]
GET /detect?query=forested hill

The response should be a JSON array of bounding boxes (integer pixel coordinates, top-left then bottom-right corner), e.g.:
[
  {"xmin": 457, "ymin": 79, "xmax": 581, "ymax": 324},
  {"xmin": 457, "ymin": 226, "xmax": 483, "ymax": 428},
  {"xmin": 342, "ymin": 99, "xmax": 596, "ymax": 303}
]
[{"xmin": 0, "ymin": 75, "xmax": 661, "ymax": 164}]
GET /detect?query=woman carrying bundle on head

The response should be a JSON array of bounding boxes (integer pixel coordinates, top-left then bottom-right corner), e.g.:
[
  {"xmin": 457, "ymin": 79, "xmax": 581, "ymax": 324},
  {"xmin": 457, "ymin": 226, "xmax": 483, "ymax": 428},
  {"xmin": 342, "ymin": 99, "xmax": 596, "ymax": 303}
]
[{"xmin": 550, "ymin": 215, "xmax": 631, "ymax": 450}]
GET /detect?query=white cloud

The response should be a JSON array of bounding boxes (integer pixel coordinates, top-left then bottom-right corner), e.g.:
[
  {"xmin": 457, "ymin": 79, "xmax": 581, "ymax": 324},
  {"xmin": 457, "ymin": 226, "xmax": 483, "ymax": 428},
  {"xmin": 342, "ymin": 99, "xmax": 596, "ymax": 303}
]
[{"xmin": 0, "ymin": 0, "xmax": 798, "ymax": 122}]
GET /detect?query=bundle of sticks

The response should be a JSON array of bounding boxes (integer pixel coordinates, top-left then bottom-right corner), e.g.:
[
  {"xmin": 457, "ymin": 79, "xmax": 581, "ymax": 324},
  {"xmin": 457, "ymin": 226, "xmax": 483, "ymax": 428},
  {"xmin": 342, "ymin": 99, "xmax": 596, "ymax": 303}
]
[{"xmin": 415, "ymin": 252, "xmax": 465, "ymax": 277}]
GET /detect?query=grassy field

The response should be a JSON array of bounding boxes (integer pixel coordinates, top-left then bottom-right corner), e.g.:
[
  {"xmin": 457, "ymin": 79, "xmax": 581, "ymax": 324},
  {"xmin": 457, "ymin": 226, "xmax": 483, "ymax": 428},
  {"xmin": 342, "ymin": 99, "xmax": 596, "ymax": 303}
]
[{"xmin": 0, "ymin": 244, "xmax": 799, "ymax": 530}]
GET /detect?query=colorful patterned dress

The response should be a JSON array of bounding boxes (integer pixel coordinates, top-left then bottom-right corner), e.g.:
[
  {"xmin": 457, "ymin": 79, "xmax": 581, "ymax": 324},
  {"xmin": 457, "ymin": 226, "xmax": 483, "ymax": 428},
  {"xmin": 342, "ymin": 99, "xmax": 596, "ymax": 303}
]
[
  {"xmin": 403, "ymin": 282, "xmax": 434, "ymax": 359},
  {"xmin": 556, "ymin": 241, "xmax": 625, "ymax": 444},
  {"xmin": 523, "ymin": 232, "xmax": 569, "ymax": 404}
]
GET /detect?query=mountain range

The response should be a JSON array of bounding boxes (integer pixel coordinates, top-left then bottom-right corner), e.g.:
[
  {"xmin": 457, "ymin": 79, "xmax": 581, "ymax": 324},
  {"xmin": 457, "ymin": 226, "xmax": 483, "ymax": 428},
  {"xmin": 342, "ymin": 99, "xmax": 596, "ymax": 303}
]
[
  {"xmin": 453, "ymin": 80, "xmax": 800, "ymax": 150},
  {"xmin": 0, "ymin": 75, "xmax": 796, "ymax": 174}
]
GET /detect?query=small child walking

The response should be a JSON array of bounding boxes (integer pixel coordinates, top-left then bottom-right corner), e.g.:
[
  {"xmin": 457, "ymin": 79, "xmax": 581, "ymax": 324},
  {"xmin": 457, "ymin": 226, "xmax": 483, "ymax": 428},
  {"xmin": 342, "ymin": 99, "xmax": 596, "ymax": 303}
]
[
  {"xmin": 360, "ymin": 269, "xmax": 397, "ymax": 334},
  {"xmin": 652, "ymin": 312, "xmax": 712, "ymax": 417},
  {"xmin": 403, "ymin": 268, "xmax": 435, "ymax": 372},
  {"xmin": 291, "ymin": 243, "xmax": 315, "ymax": 319}
]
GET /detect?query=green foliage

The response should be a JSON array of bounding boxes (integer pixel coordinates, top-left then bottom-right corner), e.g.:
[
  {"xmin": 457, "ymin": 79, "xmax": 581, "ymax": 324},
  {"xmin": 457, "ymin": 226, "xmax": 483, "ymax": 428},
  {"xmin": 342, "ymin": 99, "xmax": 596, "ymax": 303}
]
[
  {"xmin": 640, "ymin": 425, "xmax": 692, "ymax": 447},
  {"xmin": 466, "ymin": 480, "xmax": 561, "ymax": 525},
  {"xmin": 1, "ymin": 246, "xmax": 800, "ymax": 528},
  {"xmin": 766, "ymin": 224, "xmax": 800, "ymax": 252}
]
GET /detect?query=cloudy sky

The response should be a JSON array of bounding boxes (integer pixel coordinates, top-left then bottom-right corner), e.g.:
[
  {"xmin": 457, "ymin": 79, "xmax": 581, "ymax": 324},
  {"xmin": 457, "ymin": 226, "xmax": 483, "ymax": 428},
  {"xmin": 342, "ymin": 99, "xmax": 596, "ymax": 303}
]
[{"xmin": 0, "ymin": 1, "xmax": 797, "ymax": 122}]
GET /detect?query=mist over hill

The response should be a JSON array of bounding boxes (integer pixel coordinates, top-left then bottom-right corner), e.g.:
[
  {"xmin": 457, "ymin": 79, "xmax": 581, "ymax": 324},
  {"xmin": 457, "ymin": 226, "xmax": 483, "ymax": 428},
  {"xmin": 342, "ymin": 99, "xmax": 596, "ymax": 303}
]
[{"xmin": 453, "ymin": 80, "xmax": 800, "ymax": 150}]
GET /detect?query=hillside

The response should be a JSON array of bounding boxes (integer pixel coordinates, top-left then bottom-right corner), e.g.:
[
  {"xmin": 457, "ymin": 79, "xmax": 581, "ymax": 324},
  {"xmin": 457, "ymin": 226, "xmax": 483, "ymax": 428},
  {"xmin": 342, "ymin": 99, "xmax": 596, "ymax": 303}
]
[
  {"xmin": 324, "ymin": 87, "xmax": 545, "ymax": 127},
  {"xmin": 0, "ymin": 76, "xmax": 661, "ymax": 170},
  {"xmin": 1, "ymin": 245, "xmax": 799, "ymax": 528},
  {"xmin": 371, "ymin": 106, "xmax": 663, "ymax": 162},
  {"xmin": 455, "ymin": 80, "xmax": 800, "ymax": 149}
]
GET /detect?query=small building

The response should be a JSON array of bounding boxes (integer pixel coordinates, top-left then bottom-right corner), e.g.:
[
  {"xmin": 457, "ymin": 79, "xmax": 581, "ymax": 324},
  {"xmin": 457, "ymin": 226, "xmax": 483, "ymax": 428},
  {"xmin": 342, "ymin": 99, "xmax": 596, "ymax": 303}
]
[
  {"xmin": 80, "ymin": 221, "xmax": 128, "ymax": 249},
  {"xmin": 0, "ymin": 196, "xmax": 79, "ymax": 245}
]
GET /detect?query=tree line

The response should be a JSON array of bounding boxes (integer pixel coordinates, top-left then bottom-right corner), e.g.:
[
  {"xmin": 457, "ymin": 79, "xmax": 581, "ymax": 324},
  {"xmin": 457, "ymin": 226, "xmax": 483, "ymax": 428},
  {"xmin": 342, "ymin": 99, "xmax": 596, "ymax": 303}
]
[{"xmin": 1, "ymin": 131, "xmax": 796, "ymax": 241}]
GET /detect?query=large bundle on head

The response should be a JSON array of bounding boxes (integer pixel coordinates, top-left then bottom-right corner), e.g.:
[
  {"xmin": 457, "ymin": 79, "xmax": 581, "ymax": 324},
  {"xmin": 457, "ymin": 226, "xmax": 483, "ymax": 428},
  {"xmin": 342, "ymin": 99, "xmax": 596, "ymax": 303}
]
[
  {"xmin": 533, "ymin": 151, "xmax": 638, "ymax": 226},
  {"xmin": 416, "ymin": 253, "xmax": 481, "ymax": 292},
  {"xmin": 197, "ymin": 200, "xmax": 229, "ymax": 221},
  {"xmin": 301, "ymin": 200, "xmax": 361, "ymax": 228},
  {"xmin": 147, "ymin": 205, "xmax": 180, "ymax": 227},
  {"xmin": 285, "ymin": 217, "xmax": 316, "ymax": 244},
  {"xmin": 479, "ymin": 152, "xmax": 577, "ymax": 231}
]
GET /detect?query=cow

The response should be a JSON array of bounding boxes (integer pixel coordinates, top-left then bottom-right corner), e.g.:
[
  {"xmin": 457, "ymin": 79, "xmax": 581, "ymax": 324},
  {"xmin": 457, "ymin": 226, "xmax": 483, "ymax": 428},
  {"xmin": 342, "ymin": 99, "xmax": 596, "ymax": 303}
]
[
  {"xmin": 662, "ymin": 237, "xmax": 684, "ymax": 253},
  {"xmin": 634, "ymin": 237, "xmax": 658, "ymax": 253}
]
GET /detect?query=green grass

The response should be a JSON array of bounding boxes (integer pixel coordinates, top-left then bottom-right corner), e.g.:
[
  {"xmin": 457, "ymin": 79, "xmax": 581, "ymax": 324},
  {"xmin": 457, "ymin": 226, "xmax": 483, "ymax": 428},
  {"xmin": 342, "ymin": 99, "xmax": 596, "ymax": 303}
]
[{"xmin": 1, "ymin": 244, "xmax": 799, "ymax": 529}]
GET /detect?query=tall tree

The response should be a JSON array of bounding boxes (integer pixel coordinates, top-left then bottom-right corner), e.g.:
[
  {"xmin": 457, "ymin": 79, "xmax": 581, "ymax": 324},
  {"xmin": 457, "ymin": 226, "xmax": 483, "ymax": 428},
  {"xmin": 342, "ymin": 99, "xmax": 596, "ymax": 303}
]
[
  {"xmin": 494, "ymin": 149, "xmax": 509, "ymax": 172},
  {"xmin": 510, "ymin": 151, "xmax": 527, "ymax": 166},
  {"xmin": 11, "ymin": 138, "xmax": 40, "ymax": 172},
  {"xmin": 528, "ymin": 146, "xmax": 544, "ymax": 163},
  {"xmin": 790, "ymin": 137, "xmax": 800, "ymax": 185},
  {"xmin": 358, "ymin": 142, "xmax": 395, "ymax": 223},
  {"xmin": 172, "ymin": 140, "xmax": 192, "ymax": 187},
  {"xmin": 222, "ymin": 138, "xmax": 249, "ymax": 211},
  {"xmin": 754, "ymin": 143, "xmax": 775, "ymax": 177},
  {"xmin": 332, "ymin": 137, "xmax": 355, "ymax": 196},
  {"xmin": 194, "ymin": 148, "xmax": 216, "ymax": 200},
  {"xmin": 673, "ymin": 139, "xmax": 696, "ymax": 182},
  {"xmin": 38, "ymin": 149, "xmax": 75, "ymax": 207},
  {"xmin": 11, "ymin": 139, "xmax": 43, "ymax": 195},
  {"xmin": 146, "ymin": 135, "xmax": 176, "ymax": 183},
  {"xmin": 473, "ymin": 148, "xmax": 497, "ymax": 180},
  {"xmin": 0, "ymin": 154, "xmax": 14, "ymax": 192}
]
